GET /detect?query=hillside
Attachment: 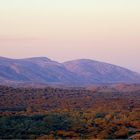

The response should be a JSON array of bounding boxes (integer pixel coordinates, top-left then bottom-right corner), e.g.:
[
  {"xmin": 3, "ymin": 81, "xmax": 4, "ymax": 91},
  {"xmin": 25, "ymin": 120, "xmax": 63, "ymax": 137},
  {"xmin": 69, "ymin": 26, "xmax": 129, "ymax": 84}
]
[{"xmin": 0, "ymin": 57, "xmax": 140, "ymax": 85}]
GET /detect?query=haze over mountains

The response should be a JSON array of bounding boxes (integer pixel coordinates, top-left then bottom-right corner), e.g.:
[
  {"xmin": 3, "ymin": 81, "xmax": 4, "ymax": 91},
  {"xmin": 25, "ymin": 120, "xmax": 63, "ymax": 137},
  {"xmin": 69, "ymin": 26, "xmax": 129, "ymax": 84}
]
[{"xmin": 0, "ymin": 56, "xmax": 140, "ymax": 86}]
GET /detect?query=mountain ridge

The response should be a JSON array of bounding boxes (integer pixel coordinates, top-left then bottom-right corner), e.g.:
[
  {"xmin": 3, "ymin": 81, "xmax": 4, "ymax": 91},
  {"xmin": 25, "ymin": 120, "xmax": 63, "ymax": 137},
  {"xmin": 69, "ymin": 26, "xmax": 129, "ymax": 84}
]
[{"xmin": 0, "ymin": 56, "xmax": 140, "ymax": 85}]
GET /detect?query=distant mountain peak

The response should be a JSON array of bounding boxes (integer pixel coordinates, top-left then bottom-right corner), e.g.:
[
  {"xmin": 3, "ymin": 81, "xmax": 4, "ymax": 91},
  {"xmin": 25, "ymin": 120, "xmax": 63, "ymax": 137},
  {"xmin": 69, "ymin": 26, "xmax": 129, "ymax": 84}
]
[
  {"xmin": 0, "ymin": 56, "xmax": 140, "ymax": 85},
  {"xmin": 64, "ymin": 59, "xmax": 97, "ymax": 63},
  {"xmin": 22, "ymin": 57, "xmax": 51, "ymax": 61}
]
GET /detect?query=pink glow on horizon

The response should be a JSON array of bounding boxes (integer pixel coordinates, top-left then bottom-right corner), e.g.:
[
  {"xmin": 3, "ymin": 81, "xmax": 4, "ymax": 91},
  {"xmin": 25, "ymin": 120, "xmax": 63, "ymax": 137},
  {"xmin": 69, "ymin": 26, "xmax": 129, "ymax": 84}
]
[{"xmin": 0, "ymin": 0, "xmax": 140, "ymax": 72}]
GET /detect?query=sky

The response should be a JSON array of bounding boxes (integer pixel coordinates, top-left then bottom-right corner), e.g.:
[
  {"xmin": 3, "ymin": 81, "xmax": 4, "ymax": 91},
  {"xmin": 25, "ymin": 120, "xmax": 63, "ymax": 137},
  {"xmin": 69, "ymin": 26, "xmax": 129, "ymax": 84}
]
[{"xmin": 0, "ymin": 0, "xmax": 140, "ymax": 73}]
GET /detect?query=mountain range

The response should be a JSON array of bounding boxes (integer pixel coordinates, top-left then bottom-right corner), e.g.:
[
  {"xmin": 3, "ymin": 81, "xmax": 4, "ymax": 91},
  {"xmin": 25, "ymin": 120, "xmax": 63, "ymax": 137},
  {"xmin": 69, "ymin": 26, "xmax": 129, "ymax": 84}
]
[{"xmin": 0, "ymin": 56, "xmax": 140, "ymax": 86}]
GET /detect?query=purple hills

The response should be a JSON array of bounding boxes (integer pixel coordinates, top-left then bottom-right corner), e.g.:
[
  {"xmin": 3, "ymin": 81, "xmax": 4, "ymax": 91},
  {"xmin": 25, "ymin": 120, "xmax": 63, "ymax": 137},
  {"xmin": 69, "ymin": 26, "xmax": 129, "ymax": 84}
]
[{"xmin": 0, "ymin": 56, "xmax": 140, "ymax": 85}]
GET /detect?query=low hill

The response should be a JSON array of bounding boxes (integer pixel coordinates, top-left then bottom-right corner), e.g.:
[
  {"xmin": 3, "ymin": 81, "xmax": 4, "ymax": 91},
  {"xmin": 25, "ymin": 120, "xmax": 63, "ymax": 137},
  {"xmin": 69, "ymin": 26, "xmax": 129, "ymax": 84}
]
[{"xmin": 0, "ymin": 57, "xmax": 140, "ymax": 85}]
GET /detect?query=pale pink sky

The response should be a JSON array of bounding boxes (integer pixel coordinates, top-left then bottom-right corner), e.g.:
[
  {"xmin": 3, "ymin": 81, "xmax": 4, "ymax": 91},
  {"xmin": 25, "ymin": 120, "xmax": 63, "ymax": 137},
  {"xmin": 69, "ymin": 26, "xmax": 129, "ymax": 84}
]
[{"xmin": 0, "ymin": 0, "xmax": 140, "ymax": 72}]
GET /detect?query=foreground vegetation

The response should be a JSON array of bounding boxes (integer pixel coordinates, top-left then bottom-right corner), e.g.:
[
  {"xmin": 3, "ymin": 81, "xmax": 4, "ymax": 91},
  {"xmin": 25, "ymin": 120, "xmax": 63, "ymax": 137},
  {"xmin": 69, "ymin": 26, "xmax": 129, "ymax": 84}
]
[{"xmin": 0, "ymin": 85, "xmax": 140, "ymax": 139}]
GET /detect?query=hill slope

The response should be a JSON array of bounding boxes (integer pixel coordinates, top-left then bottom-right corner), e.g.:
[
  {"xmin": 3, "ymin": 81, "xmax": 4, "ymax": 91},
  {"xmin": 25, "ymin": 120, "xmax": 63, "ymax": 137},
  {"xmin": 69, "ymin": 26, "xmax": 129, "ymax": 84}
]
[
  {"xmin": 0, "ymin": 57, "xmax": 140, "ymax": 85},
  {"xmin": 63, "ymin": 59, "xmax": 140, "ymax": 84},
  {"xmin": 0, "ymin": 57, "xmax": 76, "ymax": 84}
]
